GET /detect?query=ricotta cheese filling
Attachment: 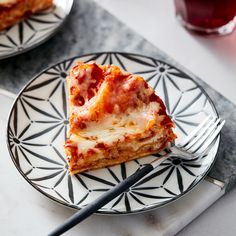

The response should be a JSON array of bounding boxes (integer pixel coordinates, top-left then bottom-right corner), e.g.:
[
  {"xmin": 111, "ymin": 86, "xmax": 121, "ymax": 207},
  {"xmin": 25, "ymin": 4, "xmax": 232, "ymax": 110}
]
[
  {"xmin": 0, "ymin": 0, "xmax": 16, "ymax": 4},
  {"xmin": 70, "ymin": 102, "xmax": 164, "ymax": 154}
]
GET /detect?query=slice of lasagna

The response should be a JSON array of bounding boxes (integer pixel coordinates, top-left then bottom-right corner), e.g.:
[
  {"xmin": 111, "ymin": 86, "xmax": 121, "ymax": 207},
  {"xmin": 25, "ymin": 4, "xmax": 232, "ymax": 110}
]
[
  {"xmin": 65, "ymin": 61, "xmax": 176, "ymax": 174},
  {"xmin": 0, "ymin": 0, "xmax": 53, "ymax": 31}
]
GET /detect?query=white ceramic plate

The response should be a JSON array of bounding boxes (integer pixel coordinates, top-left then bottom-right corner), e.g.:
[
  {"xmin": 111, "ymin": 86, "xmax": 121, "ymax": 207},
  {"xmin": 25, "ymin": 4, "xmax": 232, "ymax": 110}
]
[
  {"xmin": 7, "ymin": 52, "xmax": 219, "ymax": 214},
  {"xmin": 0, "ymin": 0, "xmax": 73, "ymax": 60}
]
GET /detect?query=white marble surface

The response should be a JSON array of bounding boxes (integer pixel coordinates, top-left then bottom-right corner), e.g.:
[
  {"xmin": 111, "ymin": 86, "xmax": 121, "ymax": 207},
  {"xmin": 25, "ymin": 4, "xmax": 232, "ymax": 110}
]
[
  {"xmin": 179, "ymin": 186, "xmax": 236, "ymax": 236},
  {"xmin": 0, "ymin": 92, "xmax": 224, "ymax": 236},
  {"xmin": 93, "ymin": 0, "xmax": 236, "ymax": 105}
]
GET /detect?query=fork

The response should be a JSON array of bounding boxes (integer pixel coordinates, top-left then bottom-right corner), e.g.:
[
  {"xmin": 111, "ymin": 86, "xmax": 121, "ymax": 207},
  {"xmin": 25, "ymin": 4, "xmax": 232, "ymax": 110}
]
[{"xmin": 48, "ymin": 115, "xmax": 225, "ymax": 236}]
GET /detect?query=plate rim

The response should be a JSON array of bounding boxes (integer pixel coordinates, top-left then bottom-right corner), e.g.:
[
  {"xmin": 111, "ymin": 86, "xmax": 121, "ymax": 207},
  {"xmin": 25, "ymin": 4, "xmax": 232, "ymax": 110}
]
[
  {"xmin": 0, "ymin": 0, "xmax": 74, "ymax": 60},
  {"xmin": 6, "ymin": 51, "xmax": 221, "ymax": 215}
]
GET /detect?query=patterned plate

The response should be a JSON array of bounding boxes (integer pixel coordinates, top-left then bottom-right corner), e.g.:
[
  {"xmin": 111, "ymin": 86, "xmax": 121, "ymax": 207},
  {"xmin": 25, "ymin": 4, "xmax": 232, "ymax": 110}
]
[
  {"xmin": 7, "ymin": 52, "xmax": 220, "ymax": 214},
  {"xmin": 0, "ymin": 0, "xmax": 73, "ymax": 60}
]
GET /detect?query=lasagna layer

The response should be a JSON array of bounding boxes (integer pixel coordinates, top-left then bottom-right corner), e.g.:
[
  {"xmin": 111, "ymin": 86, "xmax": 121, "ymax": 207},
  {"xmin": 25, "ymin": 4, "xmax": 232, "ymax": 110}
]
[
  {"xmin": 65, "ymin": 61, "xmax": 176, "ymax": 174},
  {"xmin": 0, "ymin": 0, "xmax": 53, "ymax": 31}
]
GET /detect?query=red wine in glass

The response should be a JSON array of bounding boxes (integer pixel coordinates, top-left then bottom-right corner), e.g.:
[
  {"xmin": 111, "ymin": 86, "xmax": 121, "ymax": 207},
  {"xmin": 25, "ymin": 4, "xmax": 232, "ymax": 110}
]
[{"xmin": 174, "ymin": 0, "xmax": 236, "ymax": 35}]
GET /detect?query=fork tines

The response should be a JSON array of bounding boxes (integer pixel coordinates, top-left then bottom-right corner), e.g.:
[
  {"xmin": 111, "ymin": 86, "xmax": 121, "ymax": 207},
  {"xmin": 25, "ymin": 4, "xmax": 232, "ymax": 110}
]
[{"xmin": 179, "ymin": 115, "xmax": 225, "ymax": 156}]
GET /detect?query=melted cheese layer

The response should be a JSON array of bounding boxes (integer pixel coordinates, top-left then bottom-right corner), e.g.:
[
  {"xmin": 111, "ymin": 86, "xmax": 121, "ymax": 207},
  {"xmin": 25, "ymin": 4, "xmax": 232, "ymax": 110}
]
[
  {"xmin": 70, "ymin": 102, "xmax": 163, "ymax": 153},
  {"xmin": 0, "ymin": 0, "xmax": 16, "ymax": 4}
]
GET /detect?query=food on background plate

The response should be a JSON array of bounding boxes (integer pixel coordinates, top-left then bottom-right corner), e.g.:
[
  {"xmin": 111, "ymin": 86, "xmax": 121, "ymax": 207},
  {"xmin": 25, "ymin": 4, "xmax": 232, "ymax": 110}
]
[
  {"xmin": 65, "ymin": 61, "xmax": 176, "ymax": 174},
  {"xmin": 0, "ymin": 0, "xmax": 53, "ymax": 31}
]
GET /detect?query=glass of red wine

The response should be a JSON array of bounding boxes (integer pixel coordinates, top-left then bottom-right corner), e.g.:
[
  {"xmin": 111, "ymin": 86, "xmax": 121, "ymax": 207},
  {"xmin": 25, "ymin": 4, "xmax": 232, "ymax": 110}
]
[{"xmin": 174, "ymin": 0, "xmax": 236, "ymax": 35}]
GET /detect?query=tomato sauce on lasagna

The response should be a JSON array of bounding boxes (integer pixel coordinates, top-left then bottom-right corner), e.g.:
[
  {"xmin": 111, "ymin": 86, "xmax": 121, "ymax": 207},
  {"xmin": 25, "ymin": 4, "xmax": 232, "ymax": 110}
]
[{"xmin": 65, "ymin": 61, "xmax": 176, "ymax": 174}]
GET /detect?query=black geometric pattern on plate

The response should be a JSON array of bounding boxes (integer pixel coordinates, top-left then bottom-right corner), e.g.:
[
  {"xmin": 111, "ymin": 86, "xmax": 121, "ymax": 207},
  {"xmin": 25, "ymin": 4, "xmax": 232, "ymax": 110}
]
[
  {"xmin": 7, "ymin": 52, "xmax": 219, "ymax": 214},
  {"xmin": 0, "ymin": 0, "xmax": 73, "ymax": 59}
]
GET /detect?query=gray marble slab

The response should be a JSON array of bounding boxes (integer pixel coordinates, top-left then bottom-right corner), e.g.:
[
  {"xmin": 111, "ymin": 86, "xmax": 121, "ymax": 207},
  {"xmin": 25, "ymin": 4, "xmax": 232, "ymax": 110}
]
[{"xmin": 0, "ymin": 0, "xmax": 235, "ymax": 192}]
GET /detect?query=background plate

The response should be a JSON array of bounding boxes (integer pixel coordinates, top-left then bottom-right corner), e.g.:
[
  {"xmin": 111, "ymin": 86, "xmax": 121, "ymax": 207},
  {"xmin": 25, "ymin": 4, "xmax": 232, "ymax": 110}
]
[
  {"xmin": 0, "ymin": 0, "xmax": 73, "ymax": 60},
  {"xmin": 7, "ymin": 52, "xmax": 219, "ymax": 214}
]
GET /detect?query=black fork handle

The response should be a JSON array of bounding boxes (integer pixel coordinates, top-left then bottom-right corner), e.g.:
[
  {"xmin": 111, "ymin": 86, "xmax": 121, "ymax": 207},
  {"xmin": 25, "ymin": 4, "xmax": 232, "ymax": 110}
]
[{"xmin": 48, "ymin": 164, "xmax": 154, "ymax": 236}]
